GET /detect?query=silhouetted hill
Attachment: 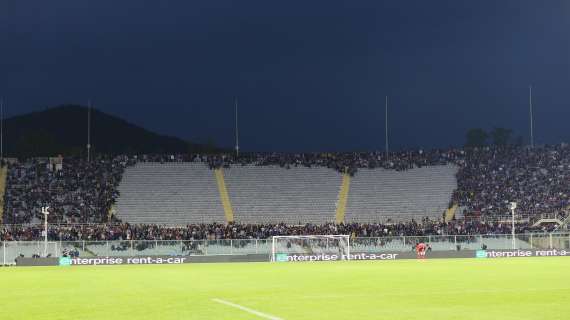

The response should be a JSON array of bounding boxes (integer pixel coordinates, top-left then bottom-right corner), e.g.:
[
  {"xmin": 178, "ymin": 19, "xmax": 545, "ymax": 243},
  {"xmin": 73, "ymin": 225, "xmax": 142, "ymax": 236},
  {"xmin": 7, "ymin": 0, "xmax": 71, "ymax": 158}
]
[{"xmin": 3, "ymin": 105, "xmax": 218, "ymax": 158}]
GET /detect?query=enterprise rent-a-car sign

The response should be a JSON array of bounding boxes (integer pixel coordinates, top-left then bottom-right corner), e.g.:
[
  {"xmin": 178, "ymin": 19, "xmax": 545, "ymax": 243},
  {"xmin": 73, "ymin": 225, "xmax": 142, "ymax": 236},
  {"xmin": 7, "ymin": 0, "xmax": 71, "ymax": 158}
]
[
  {"xmin": 276, "ymin": 252, "xmax": 400, "ymax": 262},
  {"xmin": 59, "ymin": 256, "xmax": 188, "ymax": 266},
  {"xmin": 475, "ymin": 249, "xmax": 570, "ymax": 258}
]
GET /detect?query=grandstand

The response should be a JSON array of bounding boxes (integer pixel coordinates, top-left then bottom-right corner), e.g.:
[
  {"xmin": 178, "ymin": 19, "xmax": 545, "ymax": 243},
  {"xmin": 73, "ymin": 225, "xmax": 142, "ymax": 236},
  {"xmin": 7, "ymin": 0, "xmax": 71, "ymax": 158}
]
[
  {"xmin": 224, "ymin": 165, "xmax": 340, "ymax": 224},
  {"xmin": 114, "ymin": 162, "xmax": 225, "ymax": 224},
  {"xmin": 2, "ymin": 148, "xmax": 570, "ymax": 266},
  {"xmin": 344, "ymin": 164, "xmax": 457, "ymax": 222},
  {"xmin": 2, "ymin": 145, "xmax": 570, "ymax": 241},
  {"xmin": 0, "ymin": 166, "xmax": 7, "ymax": 223},
  {"xmin": 112, "ymin": 162, "xmax": 458, "ymax": 225}
]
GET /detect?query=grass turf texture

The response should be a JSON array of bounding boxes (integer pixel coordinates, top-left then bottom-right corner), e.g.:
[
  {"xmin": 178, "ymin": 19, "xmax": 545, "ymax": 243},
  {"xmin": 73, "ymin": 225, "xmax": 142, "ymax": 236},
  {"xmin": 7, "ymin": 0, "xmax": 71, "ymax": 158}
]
[{"xmin": 1, "ymin": 257, "xmax": 568, "ymax": 320}]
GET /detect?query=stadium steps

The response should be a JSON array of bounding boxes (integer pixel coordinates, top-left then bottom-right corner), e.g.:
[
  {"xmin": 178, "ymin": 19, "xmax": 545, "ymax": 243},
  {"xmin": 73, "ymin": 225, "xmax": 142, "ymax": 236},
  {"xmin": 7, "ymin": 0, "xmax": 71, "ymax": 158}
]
[
  {"xmin": 108, "ymin": 204, "xmax": 116, "ymax": 221},
  {"xmin": 115, "ymin": 163, "xmax": 456, "ymax": 225},
  {"xmin": 223, "ymin": 166, "xmax": 340, "ymax": 224},
  {"xmin": 444, "ymin": 204, "xmax": 458, "ymax": 222},
  {"xmin": 532, "ymin": 218, "xmax": 563, "ymax": 228},
  {"xmin": 114, "ymin": 163, "xmax": 226, "ymax": 225},
  {"xmin": 214, "ymin": 168, "xmax": 235, "ymax": 223},
  {"xmin": 344, "ymin": 165, "xmax": 458, "ymax": 223},
  {"xmin": 335, "ymin": 173, "xmax": 351, "ymax": 224},
  {"xmin": 0, "ymin": 166, "xmax": 7, "ymax": 223}
]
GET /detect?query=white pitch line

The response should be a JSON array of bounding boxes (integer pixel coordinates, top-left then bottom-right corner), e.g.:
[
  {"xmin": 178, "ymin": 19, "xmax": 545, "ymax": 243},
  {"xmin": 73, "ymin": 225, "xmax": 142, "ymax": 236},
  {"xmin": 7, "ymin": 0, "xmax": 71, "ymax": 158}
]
[{"xmin": 212, "ymin": 298, "xmax": 284, "ymax": 320}]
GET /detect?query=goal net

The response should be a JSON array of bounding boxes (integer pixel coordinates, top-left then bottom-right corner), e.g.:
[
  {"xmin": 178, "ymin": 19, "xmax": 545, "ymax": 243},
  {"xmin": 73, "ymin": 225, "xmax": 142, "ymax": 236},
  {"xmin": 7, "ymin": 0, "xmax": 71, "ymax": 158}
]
[
  {"xmin": 3, "ymin": 241, "xmax": 59, "ymax": 265},
  {"xmin": 271, "ymin": 235, "xmax": 351, "ymax": 262}
]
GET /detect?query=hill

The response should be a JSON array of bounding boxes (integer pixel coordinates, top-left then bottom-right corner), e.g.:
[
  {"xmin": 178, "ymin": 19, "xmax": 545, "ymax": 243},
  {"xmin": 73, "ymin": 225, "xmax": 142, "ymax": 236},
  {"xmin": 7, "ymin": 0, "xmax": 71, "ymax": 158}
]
[{"xmin": 3, "ymin": 105, "xmax": 217, "ymax": 158}]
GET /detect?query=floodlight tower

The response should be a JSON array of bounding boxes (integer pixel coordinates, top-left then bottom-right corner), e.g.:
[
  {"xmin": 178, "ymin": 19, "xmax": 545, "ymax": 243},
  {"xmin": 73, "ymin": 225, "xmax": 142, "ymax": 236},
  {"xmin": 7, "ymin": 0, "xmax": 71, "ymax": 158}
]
[
  {"xmin": 87, "ymin": 100, "xmax": 92, "ymax": 162},
  {"xmin": 510, "ymin": 202, "xmax": 517, "ymax": 250},
  {"xmin": 529, "ymin": 86, "xmax": 534, "ymax": 148},
  {"xmin": 42, "ymin": 206, "xmax": 50, "ymax": 256},
  {"xmin": 234, "ymin": 97, "xmax": 239, "ymax": 158},
  {"xmin": 385, "ymin": 96, "xmax": 389, "ymax": 160}
]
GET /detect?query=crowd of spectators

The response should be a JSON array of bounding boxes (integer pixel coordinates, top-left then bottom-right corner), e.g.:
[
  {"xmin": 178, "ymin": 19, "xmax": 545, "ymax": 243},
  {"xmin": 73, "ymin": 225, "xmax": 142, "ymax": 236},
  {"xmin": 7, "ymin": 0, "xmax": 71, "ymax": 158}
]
[
  {"xmin": 2, "ymin": 143, "xmax": 570, "ymax": 227},
  {"xmin": 452, "ymin": 144, "xmax": 570, "ymax": 219},
  {"xmin": 0, "ymin": 218, "xmax": 555, "ymax": 242},
  {"xmin": 205, "ymin": 149, "xmax": 460, "ymax": 174},
  {"xmin": 3, "ymin": 155, "xmax": 134, "ymax": 224}
]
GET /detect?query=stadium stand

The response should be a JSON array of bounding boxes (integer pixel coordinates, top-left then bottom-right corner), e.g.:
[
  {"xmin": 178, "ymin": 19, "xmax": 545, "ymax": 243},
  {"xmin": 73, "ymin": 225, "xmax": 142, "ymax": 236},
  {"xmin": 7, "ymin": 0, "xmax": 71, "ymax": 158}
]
[
  {"xmin": 2, "ymin": 144, "xmax": 570, "ymax": 232},
  {"xmin": 114, "ymin": 162, "xmax": 225, "ymax": 224},
  {"xmin": 3, "ymin": 156, "xmax": 129, "ymax": 224},
  {"xmin": 344, "ymin": 165, "xmax": 458, "ymax": 222},
  {"xmin": 453, "ymin": 145, "xmax": 570, "ymax": 218},
  {"xmin": 3, "ymin": 143, "xmax": 570, "ymax": 267},
  {"xmin": 0, "ymin": 219, "xmax": 548, "ymax": 242},
  {"xmin": 0, "ymin": 165, "xmax": 7, "ymax": 223},
  {"xmin": 223, "ymin": 165, "xmax": 341, "ymax": 224},
  {"xmin": 113, "ymin": 162, "xmax": 456, "ymax": 225}
]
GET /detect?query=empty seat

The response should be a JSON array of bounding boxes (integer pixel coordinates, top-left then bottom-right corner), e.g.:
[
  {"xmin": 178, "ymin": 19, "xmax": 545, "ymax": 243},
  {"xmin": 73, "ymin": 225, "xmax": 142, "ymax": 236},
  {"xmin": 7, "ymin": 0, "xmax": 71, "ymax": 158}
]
[
  {"xmin": 345, "ymin": 165, "xmax": 458, "ymax": 222},
  {"xmin": 224, "ymin": 166, "xmax": 341, "ymax": 224},
  {"xmin": 114, "ymin": 163, "xmax": 225, "ymax": 224}
]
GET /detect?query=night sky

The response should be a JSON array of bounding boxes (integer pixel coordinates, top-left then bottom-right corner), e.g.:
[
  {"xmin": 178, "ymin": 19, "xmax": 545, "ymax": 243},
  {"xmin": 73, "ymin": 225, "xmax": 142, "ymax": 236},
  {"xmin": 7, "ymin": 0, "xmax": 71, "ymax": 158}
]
[{"xmin": 1, "ymin": 0, "xmax": 569, "ymax": 152}]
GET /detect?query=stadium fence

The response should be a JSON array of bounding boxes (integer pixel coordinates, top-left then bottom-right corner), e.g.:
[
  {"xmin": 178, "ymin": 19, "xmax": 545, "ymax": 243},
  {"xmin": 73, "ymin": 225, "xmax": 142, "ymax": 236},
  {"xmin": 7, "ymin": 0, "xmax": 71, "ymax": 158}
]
[{"xmin": 2, "ymin": 232, "xmax": 570, "ymax": 265}]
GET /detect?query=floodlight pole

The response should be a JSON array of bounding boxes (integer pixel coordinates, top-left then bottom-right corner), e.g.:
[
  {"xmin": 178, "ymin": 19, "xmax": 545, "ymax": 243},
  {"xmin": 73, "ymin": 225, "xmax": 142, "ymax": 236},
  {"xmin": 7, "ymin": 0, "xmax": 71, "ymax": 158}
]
[
  {"xmin": 385, "ymin": 96, "xmax": 389, "ymax": 160},
  {"xmin": 42, "ymin": 206, "xmax": 50, "ymax": 256},
  {"xmin": 510, "ymin": 202, "xmax": 517, "ymax": 250},
  {"xmin": 234, "ymin": 97, "xmax": 239, "ymax": 158},
  {"xmin": 87, "ymin": 100, "xmax": 91, "ymax": 162},
  {"xmin": 529, "ymin": 86, "xmax": 534, "ymax": 148}
]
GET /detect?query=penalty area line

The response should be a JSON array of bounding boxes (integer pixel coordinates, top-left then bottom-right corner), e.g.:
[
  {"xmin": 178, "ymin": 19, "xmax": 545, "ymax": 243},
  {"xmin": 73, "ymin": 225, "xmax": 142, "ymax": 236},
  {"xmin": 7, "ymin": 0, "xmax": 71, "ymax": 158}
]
[{"xmin": 212, "ymin": 298, "xmax": 284, "ymax": 320}]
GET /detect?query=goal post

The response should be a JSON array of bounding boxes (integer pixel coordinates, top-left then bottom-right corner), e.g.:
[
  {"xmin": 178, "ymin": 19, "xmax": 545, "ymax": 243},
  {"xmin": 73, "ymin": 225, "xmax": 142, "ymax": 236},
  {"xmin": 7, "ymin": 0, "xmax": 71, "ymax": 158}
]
[{"xmin": 271, "ymin": 235, "xmax": 351, "ymax": 262}]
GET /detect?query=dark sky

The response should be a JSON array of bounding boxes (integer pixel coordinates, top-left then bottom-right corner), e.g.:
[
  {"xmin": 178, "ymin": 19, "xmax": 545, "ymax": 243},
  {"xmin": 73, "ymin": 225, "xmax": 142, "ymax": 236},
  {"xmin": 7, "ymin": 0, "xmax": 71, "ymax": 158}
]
[{"xmin": 1, "ymin": 0, "xmax": 569, "ymax": 152}]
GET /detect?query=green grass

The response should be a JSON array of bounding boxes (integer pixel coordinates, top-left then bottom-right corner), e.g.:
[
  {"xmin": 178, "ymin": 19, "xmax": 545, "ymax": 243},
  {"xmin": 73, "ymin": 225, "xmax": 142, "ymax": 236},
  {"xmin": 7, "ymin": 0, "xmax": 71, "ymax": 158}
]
[{"xmin": 1, "ymin": 258, "xmax": 569, "ymax": 320}]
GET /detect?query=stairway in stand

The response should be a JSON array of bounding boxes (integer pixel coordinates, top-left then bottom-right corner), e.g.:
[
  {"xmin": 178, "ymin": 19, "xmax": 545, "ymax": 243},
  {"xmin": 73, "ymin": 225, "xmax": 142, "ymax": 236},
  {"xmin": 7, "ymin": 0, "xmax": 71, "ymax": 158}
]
[
  {"xmin": 0, "ymin": 166, "xmax": 7, "ymax": 223},
  {"xmin": 335, "ymin": 173, "xmax": 351, "ymax": 224},
  {"xmin": 215, "ymin": 168, "xmax": 235, "ymax": 223}
]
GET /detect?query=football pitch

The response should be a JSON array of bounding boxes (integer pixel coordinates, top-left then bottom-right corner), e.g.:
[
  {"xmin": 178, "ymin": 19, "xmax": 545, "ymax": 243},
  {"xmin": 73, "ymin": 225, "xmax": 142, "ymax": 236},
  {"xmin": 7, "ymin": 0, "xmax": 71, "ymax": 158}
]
[{"xmin": 1, "ymin": 257, "xmax": 568, "ymax": 320}]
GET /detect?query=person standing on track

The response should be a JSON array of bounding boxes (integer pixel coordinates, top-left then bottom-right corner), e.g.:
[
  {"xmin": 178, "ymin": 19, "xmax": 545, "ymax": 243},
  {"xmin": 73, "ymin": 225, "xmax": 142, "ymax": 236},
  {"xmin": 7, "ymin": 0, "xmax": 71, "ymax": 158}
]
[{"xmin": 416, "ymin": 242, "xmax": 427, "ymax": 259}]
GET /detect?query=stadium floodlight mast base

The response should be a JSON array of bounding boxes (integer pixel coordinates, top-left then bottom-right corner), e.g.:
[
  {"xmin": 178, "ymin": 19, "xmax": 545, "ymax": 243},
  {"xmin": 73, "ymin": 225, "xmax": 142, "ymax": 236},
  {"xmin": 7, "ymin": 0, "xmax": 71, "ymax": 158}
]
[
  {"xmin": 510, "ymin": 202, "xmax": 517, "ymax": 250},
  {"xmin": 271, "ymin": 235, "xmax": 351, "ymax": 262},
  {"xmin": 42, "ymin": 206, "xmax": 50, "ymax": 257}
]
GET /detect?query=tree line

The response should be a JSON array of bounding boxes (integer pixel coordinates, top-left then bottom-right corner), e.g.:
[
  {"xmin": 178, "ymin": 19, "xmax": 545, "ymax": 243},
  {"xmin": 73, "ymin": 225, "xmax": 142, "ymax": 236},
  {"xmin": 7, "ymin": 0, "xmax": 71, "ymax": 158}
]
[{"xmin": 465, "ymin": 127, "xmax": 524, "ymax": 148}]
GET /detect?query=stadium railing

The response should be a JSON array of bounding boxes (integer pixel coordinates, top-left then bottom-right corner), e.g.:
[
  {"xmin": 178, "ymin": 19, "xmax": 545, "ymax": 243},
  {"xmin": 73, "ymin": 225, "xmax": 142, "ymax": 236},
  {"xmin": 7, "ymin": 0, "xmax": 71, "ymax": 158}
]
[{"xmin": 2, "ymin": 232, "xmax": 570, "ymax": 266}]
